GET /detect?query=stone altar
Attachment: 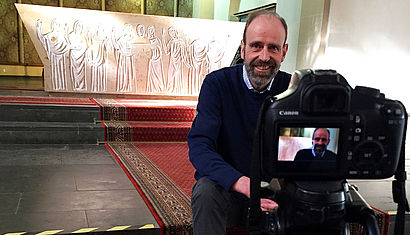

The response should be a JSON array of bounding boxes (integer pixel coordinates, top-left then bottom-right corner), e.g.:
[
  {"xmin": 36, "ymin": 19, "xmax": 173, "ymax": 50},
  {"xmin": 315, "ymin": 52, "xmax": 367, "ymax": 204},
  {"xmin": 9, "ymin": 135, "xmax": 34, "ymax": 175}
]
[{"xmin": 16, "ymin": 4, "xmax": 244, "ymax": 96}]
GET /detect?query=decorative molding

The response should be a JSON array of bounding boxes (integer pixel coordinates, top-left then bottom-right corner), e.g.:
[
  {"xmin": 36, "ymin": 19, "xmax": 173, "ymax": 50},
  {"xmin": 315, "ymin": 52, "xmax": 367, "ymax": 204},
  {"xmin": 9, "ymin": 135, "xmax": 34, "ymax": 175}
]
[{"xmin": 233, "ymin": 3, "xmax": 276, "ymax": 21}]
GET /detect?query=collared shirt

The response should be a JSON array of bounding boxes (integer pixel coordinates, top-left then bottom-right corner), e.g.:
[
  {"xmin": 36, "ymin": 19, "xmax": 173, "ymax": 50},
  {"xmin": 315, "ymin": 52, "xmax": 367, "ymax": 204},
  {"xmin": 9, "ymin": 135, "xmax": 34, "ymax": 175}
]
[{"xmin": 242, "ymin": 65, "xmax": 274, "ymax": 93}]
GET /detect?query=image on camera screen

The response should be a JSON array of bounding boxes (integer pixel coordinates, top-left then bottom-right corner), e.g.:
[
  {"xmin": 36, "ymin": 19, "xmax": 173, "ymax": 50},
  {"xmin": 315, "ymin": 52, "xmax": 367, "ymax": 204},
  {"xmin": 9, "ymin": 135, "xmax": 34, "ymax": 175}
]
[{"xmin": 278, "ymin": 127, "xmax": 340, "ymax": 166}]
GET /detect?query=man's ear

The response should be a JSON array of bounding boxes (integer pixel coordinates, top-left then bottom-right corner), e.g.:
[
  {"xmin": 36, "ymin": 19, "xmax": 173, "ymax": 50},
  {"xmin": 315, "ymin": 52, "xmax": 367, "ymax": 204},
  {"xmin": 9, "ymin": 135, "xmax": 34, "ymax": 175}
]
[
  {"xmin": 240, "ymin": 40, "xmax": 245, "ymax": 59},
  {"xmin": 281, "ymin": 43, "xmax": 288, "ymax": 62}
]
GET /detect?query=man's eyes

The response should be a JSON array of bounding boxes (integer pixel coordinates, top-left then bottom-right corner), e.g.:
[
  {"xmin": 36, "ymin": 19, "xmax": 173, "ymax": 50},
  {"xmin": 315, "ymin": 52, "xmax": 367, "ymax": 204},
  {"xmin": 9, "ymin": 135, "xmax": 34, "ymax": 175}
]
[
  {"xmin": 249, "ymin": 43, "xmax": 279, "ymax": 51},
  {"xmin": 250, "ymin": 43, "xmax": 263, "ymax": 49}
]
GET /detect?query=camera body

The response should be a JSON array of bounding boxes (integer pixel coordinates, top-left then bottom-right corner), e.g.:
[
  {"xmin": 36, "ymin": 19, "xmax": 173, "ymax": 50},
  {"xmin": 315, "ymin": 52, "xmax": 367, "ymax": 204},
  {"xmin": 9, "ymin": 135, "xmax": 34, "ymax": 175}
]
[{"xmin": 261, "ymin": 69, "xmax": 406, "ymax": 180}]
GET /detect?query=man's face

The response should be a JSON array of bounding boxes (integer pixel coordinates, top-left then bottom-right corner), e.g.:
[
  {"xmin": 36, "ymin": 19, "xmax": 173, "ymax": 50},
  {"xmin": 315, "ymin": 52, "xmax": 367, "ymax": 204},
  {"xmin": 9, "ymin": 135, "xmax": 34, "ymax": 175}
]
[
  {"xmin": 312, "ymin": 128, "xmax": 330, "ymax": 154},
  {"xmin": 241, "ymin": 15, "xmax": 288, "ymax": 91}
]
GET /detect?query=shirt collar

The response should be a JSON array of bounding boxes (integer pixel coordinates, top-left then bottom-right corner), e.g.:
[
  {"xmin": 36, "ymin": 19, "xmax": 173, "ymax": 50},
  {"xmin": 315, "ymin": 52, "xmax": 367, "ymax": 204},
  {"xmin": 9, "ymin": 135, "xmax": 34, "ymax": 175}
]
[{"xmin": 242, "ymin": 65, "xmax": 274, "ymax": 93}]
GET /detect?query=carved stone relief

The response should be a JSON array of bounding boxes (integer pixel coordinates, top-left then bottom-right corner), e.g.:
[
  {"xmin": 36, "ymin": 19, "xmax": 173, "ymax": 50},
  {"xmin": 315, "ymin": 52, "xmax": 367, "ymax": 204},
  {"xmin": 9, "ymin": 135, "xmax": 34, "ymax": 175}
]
[{"xmin": 16, "ymin": 4, "xmax": 244, "ymax": 96}]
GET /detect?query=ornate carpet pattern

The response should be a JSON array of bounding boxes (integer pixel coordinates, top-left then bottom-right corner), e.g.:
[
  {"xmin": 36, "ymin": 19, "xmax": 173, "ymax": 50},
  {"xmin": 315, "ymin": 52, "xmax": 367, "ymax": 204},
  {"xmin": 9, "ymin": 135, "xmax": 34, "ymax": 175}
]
[{"xmin": 106, "ymin": 143, "xmax": 194, "ymax": 235}]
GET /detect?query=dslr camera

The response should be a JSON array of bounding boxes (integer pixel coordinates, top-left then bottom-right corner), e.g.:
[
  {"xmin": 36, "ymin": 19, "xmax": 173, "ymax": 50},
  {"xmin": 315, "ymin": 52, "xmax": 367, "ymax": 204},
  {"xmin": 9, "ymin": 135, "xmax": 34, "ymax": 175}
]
[
  {"xmin": 248, "ymin": 70, "xmax": 408, "ymax": 235},
  {"xmin": 261, "ymin": 69, "xmax": 406, "ymax": 180}
]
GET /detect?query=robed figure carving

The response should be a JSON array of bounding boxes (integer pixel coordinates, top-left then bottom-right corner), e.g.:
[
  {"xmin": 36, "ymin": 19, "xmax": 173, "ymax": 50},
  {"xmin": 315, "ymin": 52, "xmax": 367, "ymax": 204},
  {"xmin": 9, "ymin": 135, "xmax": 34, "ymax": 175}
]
[
  {"xmin": 37, "ymin": 18, "xmax": 69, "ymax": 90},
  {"xmin": 147, "ymin": 25, "xmax": 165, "ymax": 93},
  {"xmin": 162, "ymin": 27, "xmax": 187, "ymax": 94},
  {"xmin": 112, "ymin": 24, "xmax": 138, "ymax": 92},
  {"xmin": 89, "ymin": 24, "xmax": 109, "ymax": 92},
  {"xmin": 67, "ymin": 20, "xmax": 88, "ymax": 91}
]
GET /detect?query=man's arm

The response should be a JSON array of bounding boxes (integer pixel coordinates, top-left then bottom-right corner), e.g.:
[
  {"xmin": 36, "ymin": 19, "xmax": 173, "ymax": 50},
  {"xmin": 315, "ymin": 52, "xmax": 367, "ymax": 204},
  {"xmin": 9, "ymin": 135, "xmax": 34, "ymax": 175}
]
[
  {"xmin": 188, "ymin": 74, "xmax": 243, "ymax": 191},
  {"xmin": 188, "ymin": 72, "xmax": 278, "ymax": 210}
]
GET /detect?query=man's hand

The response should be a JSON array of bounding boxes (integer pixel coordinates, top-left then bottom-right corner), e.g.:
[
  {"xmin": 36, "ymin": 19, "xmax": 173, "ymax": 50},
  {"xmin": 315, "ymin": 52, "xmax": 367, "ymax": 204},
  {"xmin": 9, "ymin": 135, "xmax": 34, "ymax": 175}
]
[
  {"xmin": 260, "ymin": 198, "xmax": 278, "ymax": 211},
  {"xmin": 232, "ymin": 175, "xmax": 251, "ymax": 197},
  {"xmin": 232, "ymin": 176, "xmax": 278, "ymax": 211}
]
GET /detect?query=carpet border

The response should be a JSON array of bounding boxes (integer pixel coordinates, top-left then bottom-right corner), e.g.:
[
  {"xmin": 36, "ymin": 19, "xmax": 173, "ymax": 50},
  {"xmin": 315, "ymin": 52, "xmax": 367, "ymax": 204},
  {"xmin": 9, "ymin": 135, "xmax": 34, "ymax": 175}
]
[{"xmin": 105, "ymin": 143, "xmax": 165, "ymax": 235}]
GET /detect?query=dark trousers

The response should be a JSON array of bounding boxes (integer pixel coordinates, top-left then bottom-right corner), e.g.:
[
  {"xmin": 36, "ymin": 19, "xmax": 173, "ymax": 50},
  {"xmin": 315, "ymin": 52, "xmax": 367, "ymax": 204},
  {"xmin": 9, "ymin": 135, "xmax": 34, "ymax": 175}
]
[{"xmin": 191, "ymin": 177, "xmax": 249, "ymax": 235}]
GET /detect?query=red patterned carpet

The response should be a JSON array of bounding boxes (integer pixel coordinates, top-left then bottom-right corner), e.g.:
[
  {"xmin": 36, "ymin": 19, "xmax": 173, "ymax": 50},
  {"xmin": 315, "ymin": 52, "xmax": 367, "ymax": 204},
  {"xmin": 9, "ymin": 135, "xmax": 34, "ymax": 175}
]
[
  {"xmin": 103, "ymin": 122, "xmax": 192, "ymax": 142},
  {"xmin": 1, "ymin": 95, "xmax": 196, "ymax": 234},
  {"xmin": 135, "ymin": 142, "xmax": 195, "ymax": 196},
  {"xmin": 96, "ymin": 98, "xmax": 197, "ymax": 234},
  {"xmin": 94, "ymin": 98, "xmax": 196, "ymax": 143},
  {"xmin": 106, "ymin": 143, "xmax": 194, "ymax": 235},
  {"xmin": 93, "ymin": 98, "xmax": 197, "ymax": 122}
]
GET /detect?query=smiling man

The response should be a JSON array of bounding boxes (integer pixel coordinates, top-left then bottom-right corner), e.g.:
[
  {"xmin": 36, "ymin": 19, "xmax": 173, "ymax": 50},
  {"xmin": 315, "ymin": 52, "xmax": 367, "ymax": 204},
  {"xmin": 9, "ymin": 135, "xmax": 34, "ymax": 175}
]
[
  {"xmin": 241, "ymin": 12, "xmax": 288, "ymax": 91},
  {"xmin": 294, "ymin": 128, "xmax": 337, "ymax": 161},
  {"xmin": 188, "ymin": 10, "xmax": 291, "ymax": 235}
]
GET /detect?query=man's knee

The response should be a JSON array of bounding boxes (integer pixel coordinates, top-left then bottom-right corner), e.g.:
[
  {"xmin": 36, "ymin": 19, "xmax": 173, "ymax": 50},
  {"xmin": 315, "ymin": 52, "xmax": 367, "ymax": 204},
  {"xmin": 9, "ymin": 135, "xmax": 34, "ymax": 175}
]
[
  {"xmin": 191, "ymin": 177, "xmax": 230, "ymax": 210},
  {"xmin": 191, "ymin": 177, "xmax": 231, "ymax": 234}
]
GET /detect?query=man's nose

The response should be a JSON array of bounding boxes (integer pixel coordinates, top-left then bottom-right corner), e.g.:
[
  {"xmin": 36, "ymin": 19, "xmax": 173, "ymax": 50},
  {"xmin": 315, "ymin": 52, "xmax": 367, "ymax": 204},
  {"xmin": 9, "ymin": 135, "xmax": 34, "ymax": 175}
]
[{"xmin": 259, "ymin": 47, "xmax": 270, "ymax": 61}]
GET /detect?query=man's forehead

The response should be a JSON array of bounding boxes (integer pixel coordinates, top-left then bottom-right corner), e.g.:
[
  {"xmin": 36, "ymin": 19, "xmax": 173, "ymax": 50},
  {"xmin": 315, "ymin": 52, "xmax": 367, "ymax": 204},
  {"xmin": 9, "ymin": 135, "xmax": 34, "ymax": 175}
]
[
  {"xmin": 314, "ymin": 129, "xmax": 329, "ymax": 136},
  {"xmin": 245, "ymin": 15, "xmax": 286, "ymax": 43},
  {"xmin": 249, "ymin": 14, "xmax": 280, "ymax": 25}
]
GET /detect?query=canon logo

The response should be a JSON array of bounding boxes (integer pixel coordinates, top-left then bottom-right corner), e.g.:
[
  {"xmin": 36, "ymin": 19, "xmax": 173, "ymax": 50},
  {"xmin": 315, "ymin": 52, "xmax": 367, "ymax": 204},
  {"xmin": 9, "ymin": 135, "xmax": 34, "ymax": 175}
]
[{"xmin": 279, "ymin": 110, "xmax": 299, "ymax": 116}]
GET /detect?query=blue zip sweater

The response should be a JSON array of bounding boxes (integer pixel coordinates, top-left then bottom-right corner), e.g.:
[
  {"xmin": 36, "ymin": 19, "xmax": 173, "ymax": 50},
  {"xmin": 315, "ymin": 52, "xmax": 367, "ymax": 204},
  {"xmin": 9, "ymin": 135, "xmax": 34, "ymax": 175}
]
[{"xmin": 188, "ymin": 64, "xmax": 291, "ymax": 191}]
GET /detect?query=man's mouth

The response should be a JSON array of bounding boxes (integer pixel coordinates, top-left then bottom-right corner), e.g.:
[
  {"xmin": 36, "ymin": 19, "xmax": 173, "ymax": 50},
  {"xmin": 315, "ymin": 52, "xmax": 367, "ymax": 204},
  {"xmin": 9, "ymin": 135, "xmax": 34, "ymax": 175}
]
[
  {"xmin": 315, "ymin": 144, "xmax": 326, "ymax": 151},
  {"xmin": 254, "ymin": 65, "xmax": 271, "ymax": 72},
  {"xmin": 251, "ymin": 59, "xmax": 275, "ymax": 73}
]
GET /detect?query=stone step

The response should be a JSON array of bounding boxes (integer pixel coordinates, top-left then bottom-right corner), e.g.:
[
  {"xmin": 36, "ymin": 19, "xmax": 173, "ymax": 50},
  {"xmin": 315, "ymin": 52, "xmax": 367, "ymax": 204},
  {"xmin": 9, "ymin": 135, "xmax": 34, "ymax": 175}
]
[
  {"xmin": 0, "ymin": 103, "xmax": 100, "ymax": 123},
  {"xmin": 0, "ymin": 121, "xmax": 104, "ymax": 144}
]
